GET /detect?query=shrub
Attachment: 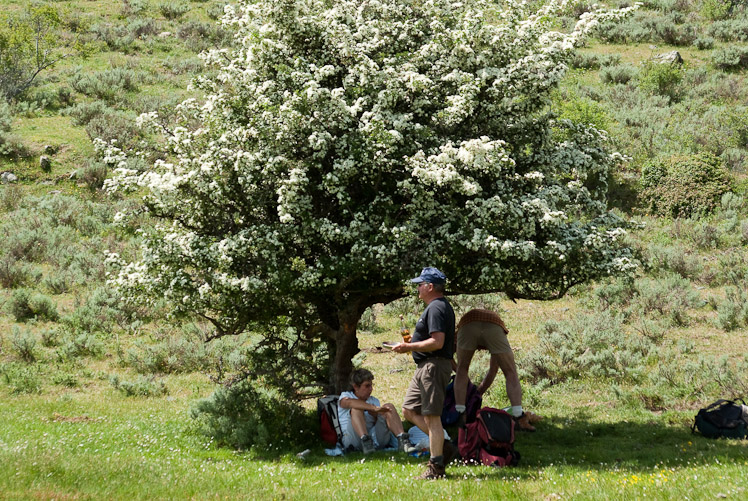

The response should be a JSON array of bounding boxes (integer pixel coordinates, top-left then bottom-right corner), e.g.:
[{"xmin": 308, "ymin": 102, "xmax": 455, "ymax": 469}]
[
  {"xmin": 11, "ymin": 326, "xmax": 37, "ymax": 363},
  {"xmin": 40, "ymin": 327, "xmax": 61, "ymax": 347},
  {"xmin": 691, "ymin": 221, "xmax": 722, "ymax": 249},
  {"xmin": 714, "ymin": 287, "xmax": 748, "ymax": 331},
  {"xmin": 7, "ymin": 288, "xmax": 59, "ymax": 322},
  {"xmin": 0, "ymin": 184, "xmax": 24, "ymax": 211},
  {"xmin": 0, "ymin": 256, "xmax": 34, "ymax": 288},
  {"xmin": 0, "ymin": 101, "xmax": 27, "ymax": 158},
  {"xmin": 42, "ymin": 271, "xmax": 74, "ymax": 294},
  {"xmin": 520, "ymin": 311, "xmax": 653, "ymax": 385},
  {"xmin": 645, "ymin": 244, "xmax": 702, "ymax": 280},
  {"xmin": 90, "ymin": 23, "xmax": 135, "ymax": 52},
  {"xmin": 126, "ymin": 336, "xmax": 209, "ymax": 374},
  {"xmin": 571, "ymin": 52, "xmax": 621, "ymax": 70},
  {"xmin": 122, "ymin": 0, "xmax": 150, "ymax": 17},
  {"xmin": 76, "ymin": 160, "xmax": 108, "ymax": 191},
  {"xmin": 206, "ymin": 2, "xmax": 228, "ymax": 20},
  {"xmin": 190, "ymin": 379, "xmax": 315, "ymax": 450},
  {"xmin": 701, "ymin": 0, "xmax": 734, "ymax": 21},
  {"xmin": 707, "ymin": 19, "xmax": 748, "ymax": 42},
  {"xmin": 52, "ymin": 372, "xmax": 79, "ymax": 388},
  {"xmin": 638, "ymin": 61, "xmax": 683, "ymax": 101},
  {"xmin": 692, "ymin": 37, "xmax": 715, "ymax": 50},
  {"xmin": 712, "ymin": 46, "xmax": 748, "ymax": 71},
  {"xmin": 70, "ymin": 68, "xmax": 142, "ymax": 103},
  {"xmin": 128, "ymin": 18, "xmax": 159, "ymax": 39},
  {"xmin": 84, "ymin": 111, "xmax": 140, "ymax": 148},
  {"xmin": 1, "ymin": 363, "xmax": 42, "ymax": 394},
  {"xmin": 57, "ymin": 333, "xmax": 106, "ymax": 360},
  {"xmin": 600, "ymin": 64, "xmax": 638, "ymax": 84},
  {"xmin": 110, "ymin": 374, "xmax": 168, "ymax": 397},
  {"xmin": 635, "ymin": 274, "xmax": 701, "ymax": 326},
  {"xmin": 159, "ymin": 1, "xmax": 189, "ymax": 19},
  {"xmin": 641, "ymin": 153, "xmax": 733, "ymax": 218},
  {"xmin": 64, "ymin": 100, "xmax": 110, "ymax": 126}
]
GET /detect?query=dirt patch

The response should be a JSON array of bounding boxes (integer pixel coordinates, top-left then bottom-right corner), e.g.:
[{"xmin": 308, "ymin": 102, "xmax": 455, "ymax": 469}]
[{"xmin": 45, "ymin": 413, "xmax": 103, "ymax": 424}]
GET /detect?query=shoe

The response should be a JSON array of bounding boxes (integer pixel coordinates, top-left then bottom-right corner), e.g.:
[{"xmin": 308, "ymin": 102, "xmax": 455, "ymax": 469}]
[
  {"xmin": 442, "ymin": 438, "xmax": 459, "ymax": 465},
  {"xmin": 361, "ymin": 434, "xmax": 376, "ymax": 454},
  {"xmin": 397, "ymin": 433, "xmax": 418, "ymax": 454},
  {"xmin": 514, "ymin": 412, "xmax": 536, "ymax": 432},
  {"xmin": 418, "ymin": 459, "xmax": 446, "ymax": 480}
]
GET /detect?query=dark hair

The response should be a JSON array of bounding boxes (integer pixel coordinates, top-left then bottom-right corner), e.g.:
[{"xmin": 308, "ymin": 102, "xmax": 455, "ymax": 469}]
[
  {"xmin": 350, "ymin": 368, "xmax": 374, "ymax": 388},
  {"xmin": 432, "ymin": 283, "xmax": 445, "ymax": 293}
]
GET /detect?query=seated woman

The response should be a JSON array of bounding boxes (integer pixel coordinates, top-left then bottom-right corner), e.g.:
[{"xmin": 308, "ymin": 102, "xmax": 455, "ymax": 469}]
[{"xmin": 338, "ymin": 368, "xmax": 417, "ymax": 454}]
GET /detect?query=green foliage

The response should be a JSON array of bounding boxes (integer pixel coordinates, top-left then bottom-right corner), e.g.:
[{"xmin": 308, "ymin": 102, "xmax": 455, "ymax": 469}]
[
  {"xmin": 692, "ymin": 36, "xmax": 715, "ymax": 50},
  {"xmin": 555, "ymin": 93, "xmax": 612, "ymax": 132},
  {"xmin": 0, "ymin": 4, "xmax": 66, "ymax": 101},
  {"xmin": 714, "ymin": 287, "xmax": 748, "ymax": 331},
  {"xmin": 122, "ymin": 0, "xmax": 150, "ymax": 17},
  {"xmin": 700, "ymin": 0, "xmax": 734, "ymax": 21},
  {"xmin": 11, "ymin": 326, "xmax": 37, "ymax": 363},
  {"xmin": 70, "ymin": 68, "xmax": 142, "ymax": 102},
  {"xmin": 7, "ymin": 288, "xmax": 59, "ymax": 322},
  {"xmin": 0, "ymin": 101, "xmax": 27, "ymax": 158},
  {"xmin": 190, "ymin": 379, "xmax": 315, "ymax": 450},
  {"xmin": 520, "ymin": 311, "xmax": 653, "ymax": 385},
  {"xmin": 159, "ymin": 2, "xmax": 190, "ymax": 20},
  {"xmin": 0, "ymin": 256, "xmax": 36, "ymax": 289},
  {"xmin": 641, "ymin": 153, "xmax": 733, "ymax": 218},
  {"xmin": 570, "ymin": 52, "xmax": 621, "ymax": 70},
  {"xmin": 638, "ymin": 61, "xmax": 683, "ymax": 101},
  {"xmin": 125, "ymin": 335, "xmax": 209, "ymax": 374},
  {"xmin": 712, "ymin": 46, "xmax": 748, "ymax": 71},
  {"xmin": 707, "ymin": 19, "xmax": 748, "ymax": 42},
  {"xmin": 644, "ymin": 243, "xmax": 702, "ymax": 280},
  {"xmin": 1, "ymin": 362, "xmax": 42, "ymax": 394},
  {"xmin": 57, "ymin": 332, "xmax": 106, "ymax": 360},
  {"xmin": 596, "ymin": 11, "xmax": 696, "ymax": 45},
  {"xmin": 110, "ymin": 374, "xmax": 168, "ymax": 397},
  {"xmin": 39, "ymin": 327, "xmax": 60, "ymax": 348},
  {"xmin": 599, "ymin": 64, "xmax": 638, "ymax": 84},
  {"xmin": 634, "ymin": 274, "xmax": 701, "ymax": 326}
]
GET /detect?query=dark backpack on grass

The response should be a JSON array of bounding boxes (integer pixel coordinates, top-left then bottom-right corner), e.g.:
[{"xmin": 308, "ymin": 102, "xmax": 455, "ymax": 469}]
[
  {"xmin": 691, "ymin": 399, "xmax": 748, "ymax": 439},
  {"xmin": 317, "ymin": 395, "xmax": 344, "ymax": 447},
  {"xmin": 458, "ymin": 407, "xmax": 520, "ymax": 467}
]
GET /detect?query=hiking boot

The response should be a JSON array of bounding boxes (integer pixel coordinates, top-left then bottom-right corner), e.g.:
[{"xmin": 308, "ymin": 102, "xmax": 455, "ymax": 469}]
[
  {"xmin": 418, "ymin": 459, "xmax": 446, "ymax": 480},
  {"xmin": 442, "ymin": 438, "xmax": 459, "ymax": 465},
  {"xmin": 514, "ymin": 412, "xmax": 536, "ymax": 432},
  {"xmin": 397, "ymin": 433, "xmax": 418, "ymax": 454},
  {"xmin": 360, "ymin": 434, "xmax": 376, "ymax": 454}
]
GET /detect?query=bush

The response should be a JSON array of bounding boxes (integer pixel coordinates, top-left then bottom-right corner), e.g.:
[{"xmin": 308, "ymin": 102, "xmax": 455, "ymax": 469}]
[
  {"xmin": 206, "ymin": 2, "xmax": 228, "ymax": 20},
  {"xmin": 645, "ymin": 244, "xmax": 702, "ymax": 280},
  {"xmin": 76, "ymin": 160, "xmax": 109, "ymax": 191},
  {"xmin": 40, "ymin": 327, "xmax": 61, "ymax": 347},
  {"xmin": 159, "ymin": 1, "xmax": 190, "ymax": 19},
  {"xmin": 638, "ymin": 61, "xmax": 683, "ymax": 101},
  {"xmin": 57, "ymin": 333, "xmax": 105, "ymax": 360},
  {"xmin": 70, "ymin": 68, "xmax": 141, "ymax": 102},
  {"xmin": 64, "ymin": 100, "xmax": 110, "ymax": 126},
  {"xmin": 641, "ymin": 153, "xmax": 733, "ymax": 218},
  {"xmin": 712, "ymin": 46, "xmax": 748, "ymax": 71},
  {"xmin": 190, "ymin": 379, "xmax": 315, "ymax": 450},
  {"xmin": 1, "ymin": 363, "xmax": 42, "ymax": 394},
  {"xmin": 0, "ymin": 101, "xmax": 27, "ymax": 158},
  {"xmin": 126, "ymin": 336, "xmax": 209, "ymax": 374},
  {"xmin": 714, "ymin": 287, "xmax": 748, "ymax": 331},
  {"xmin": 110, "ymin": 374, "xmax": 168, "ymax": 397},
  {"xmin": 520, "ymin": 311, "xmax": 653, "ymax": 385},
  {"xmin": 0, "ymin": 256, "xmax": 34, "ymax": 288},
  {"xmin": 571, "ymin": 52, "xmax": 621, "ymax": 70},
  {"xmin": 701, "ymin": 0, "xmax": 734, "ymax": 21},
  {"xmin": 707, "ymin": 19, "xmax": 748, "ymax": 42},
  {"xmin": 11, "ymin": 326, "xmax": 37, "ymax": 363},
  {"xmin": 90, "ymin": 23, "xmax": 135, "ymax": 52},
  {"xmin": 122, "ymin": 0, "xmax": 150, "ymax": 17},
  {"xmin": 600, "ymin": 64, "xmax": 638, "ymax": 85},
  {"xmin": 128, "ymin": 18, "xmax": 159, "ymax": 39},
  {"xmin": 692, "ymin": 37, "xmax": 715, "ymax": 50},
  {"xmin": 84, "ymin": 111, "xmax": 140, "ymax": 148},
  {"xmin": 7, "ymin": 288, "xmax": 59, "ymax": 322},
  {"xmin": 635, "ymin": 274, "xmax": 701, "ymax": 326}
]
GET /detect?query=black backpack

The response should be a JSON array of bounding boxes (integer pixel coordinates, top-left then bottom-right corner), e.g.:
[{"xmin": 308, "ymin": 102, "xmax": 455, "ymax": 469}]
[{"xmin": 691, "ymin": 399, "xmax": 748, "ymax": 439}]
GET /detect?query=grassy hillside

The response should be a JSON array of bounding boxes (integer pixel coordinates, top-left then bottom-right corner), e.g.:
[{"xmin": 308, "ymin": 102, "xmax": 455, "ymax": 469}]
[{"xmin": 1, "ymin": 0, "xmax": 748, "ymax": 499}]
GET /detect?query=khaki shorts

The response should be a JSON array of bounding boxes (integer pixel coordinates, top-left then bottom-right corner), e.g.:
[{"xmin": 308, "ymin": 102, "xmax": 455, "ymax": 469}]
[
  {"xmin": 402, "ymin": 358, "xmax": 452, "ymax": 416},
  {"xmin": 457, "ymin": 321, "xmax": 511, "ymax": 354}
]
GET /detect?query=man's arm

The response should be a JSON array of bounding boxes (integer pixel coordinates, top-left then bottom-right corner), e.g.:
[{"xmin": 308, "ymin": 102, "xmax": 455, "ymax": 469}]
[
  {"xmin": 477, "ymin": 353, "xmax": 500, "ymax": 395},
  {"xmin": 393, "ymin": 331, "xmax": 444, "ymax": 353}
]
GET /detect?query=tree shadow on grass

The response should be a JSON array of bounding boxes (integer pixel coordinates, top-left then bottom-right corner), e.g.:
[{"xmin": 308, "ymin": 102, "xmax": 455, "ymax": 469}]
[{"xmin": 286, "ymin": 411, "xmax": 747, "ymax": 479}]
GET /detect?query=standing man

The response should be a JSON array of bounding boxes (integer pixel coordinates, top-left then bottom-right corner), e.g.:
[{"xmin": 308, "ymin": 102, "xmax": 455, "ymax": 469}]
[
  {"xmin": 453, "ymin": 308, "xmax": 536, "ymax": 431},
  {"xmin": 393, "ymin": 267, "xmax": 456, "ymax": 479}
]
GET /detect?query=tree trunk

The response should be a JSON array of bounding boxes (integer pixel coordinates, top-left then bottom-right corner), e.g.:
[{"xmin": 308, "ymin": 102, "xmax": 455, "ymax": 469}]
[{"xmin": 330, "ymin": 313, "xmax": 360, "ymax": 394}]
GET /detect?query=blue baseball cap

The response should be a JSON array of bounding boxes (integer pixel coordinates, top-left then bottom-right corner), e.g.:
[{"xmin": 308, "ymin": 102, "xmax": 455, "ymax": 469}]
[{"xmin": 410, "ymin": 267, "xmax": 447, "ymax": 284}]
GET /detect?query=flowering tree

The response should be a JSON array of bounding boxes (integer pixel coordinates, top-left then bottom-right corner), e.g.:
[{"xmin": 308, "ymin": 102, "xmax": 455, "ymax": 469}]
[{"xmin": 105, "ymin": 0, "xmax": 637, "ymax": 394}]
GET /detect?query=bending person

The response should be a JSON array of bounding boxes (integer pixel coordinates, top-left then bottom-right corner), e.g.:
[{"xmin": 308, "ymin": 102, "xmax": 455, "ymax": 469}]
[
  {"xmin": 338, "ymin": 368, "xmax": 416, "ymax": 454},
  {"xmin": 454, "ymin": 308, "xmax": 536, "ymax": 431}
]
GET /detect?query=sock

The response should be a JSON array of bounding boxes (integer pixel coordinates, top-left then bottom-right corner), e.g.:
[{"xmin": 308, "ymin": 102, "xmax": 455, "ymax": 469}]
[
  {"xmin": 430, "ymin": 455, "xmax": 444, "ymax": 466},
  {"xmin": 511, "ymin": 406, "xmax": 523, "ymax": 417},
  {"xmin": 455, "ymin": 404, "xmax": 466, "ymax": 413}
]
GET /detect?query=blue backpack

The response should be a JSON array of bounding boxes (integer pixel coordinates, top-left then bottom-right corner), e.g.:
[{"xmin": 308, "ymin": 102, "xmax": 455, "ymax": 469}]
[{"xmin": 442, "ymin": 376, "xmax": 482, "ymax": 426}]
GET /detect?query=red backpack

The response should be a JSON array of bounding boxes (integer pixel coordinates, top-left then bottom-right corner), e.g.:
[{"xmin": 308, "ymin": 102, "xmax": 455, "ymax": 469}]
[
  {"xmin": 458, "ymin": 407, "xmax": 520, "ymax": 467},
  {"xmin": 317, "ymin": 395, "xmax": 344, "ymax": 447}
]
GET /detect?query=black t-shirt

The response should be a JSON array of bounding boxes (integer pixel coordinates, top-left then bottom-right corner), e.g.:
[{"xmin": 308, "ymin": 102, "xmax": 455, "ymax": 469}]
[{"xmin": 411, "ymin": 297, "xmax": 455, "ymax": 364}]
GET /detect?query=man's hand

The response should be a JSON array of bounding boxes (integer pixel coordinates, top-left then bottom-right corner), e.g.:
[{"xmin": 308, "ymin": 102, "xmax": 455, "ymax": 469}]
[{"xmin": 392, "ymin": 342, "xmax": 410, "ymax": 353}]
